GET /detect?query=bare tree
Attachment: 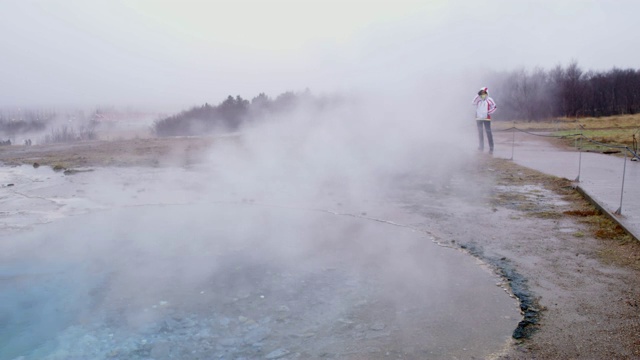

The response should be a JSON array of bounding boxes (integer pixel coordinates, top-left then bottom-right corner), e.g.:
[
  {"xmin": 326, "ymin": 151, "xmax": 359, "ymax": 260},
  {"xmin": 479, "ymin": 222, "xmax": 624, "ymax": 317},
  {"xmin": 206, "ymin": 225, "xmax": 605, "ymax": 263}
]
[{"xmin": 488, "ymin": 62, "xmax": 640, "ymax": 121}]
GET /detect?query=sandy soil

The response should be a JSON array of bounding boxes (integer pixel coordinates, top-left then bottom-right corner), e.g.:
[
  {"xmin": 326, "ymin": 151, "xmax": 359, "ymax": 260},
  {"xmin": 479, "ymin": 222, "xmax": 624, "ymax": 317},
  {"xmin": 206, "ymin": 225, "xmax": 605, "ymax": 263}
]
[{"xmin": 1, "ymin": 137, "xmax": 640, "ymax": 359}]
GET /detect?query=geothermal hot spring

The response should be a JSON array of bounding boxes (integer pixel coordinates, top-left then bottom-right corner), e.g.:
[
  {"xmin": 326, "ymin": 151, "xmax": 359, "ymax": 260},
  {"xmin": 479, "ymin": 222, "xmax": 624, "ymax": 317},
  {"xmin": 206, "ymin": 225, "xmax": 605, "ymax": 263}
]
[{"xmin": 0, "ymin": 166, "xmax": 521, "ymax": 360}]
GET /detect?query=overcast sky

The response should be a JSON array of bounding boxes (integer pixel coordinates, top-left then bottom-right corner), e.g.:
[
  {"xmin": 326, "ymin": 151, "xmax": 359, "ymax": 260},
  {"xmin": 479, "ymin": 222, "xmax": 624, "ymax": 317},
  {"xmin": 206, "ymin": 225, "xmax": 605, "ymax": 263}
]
[{"xmin": 1, "ymin": 0, "xmax": 638, "ymax": 110}]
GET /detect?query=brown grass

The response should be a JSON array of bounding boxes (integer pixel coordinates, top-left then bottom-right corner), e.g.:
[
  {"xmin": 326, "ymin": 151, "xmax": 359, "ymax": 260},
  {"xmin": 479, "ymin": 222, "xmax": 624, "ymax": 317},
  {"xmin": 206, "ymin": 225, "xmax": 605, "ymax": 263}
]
[
  {"xmin": 493, "ymin": 114, "xmax": 640, "ymax": 153},
  {"xmin": 493, "ymin": 113, "xmax": 640, "ymax": 131},
  {"xmin": 563, "ymin": 209, "xmax": 599, "ymax": 217}
]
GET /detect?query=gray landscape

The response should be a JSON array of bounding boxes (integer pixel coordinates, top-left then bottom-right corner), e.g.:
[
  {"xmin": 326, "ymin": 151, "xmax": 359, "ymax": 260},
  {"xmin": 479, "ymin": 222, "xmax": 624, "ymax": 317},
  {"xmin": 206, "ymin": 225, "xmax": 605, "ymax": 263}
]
[{"xmin": 1, "ymin": 1, "xmax": 640, "ymax": 359}]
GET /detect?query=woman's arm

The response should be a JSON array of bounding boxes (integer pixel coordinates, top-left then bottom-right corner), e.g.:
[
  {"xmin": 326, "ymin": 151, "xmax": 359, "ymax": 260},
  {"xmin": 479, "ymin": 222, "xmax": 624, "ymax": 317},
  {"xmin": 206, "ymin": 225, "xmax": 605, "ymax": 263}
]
[{"xmin": 487, "ymin": 98, "xmax": 497, "ymax": 114}]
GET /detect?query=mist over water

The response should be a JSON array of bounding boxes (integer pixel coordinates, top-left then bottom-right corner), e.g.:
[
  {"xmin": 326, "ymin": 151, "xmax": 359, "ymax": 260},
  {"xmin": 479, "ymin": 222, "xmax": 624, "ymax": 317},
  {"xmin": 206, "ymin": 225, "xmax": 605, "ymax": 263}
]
[{"xmin": 0, "ymin": 201, "xmax": 518, "ymax": 359}]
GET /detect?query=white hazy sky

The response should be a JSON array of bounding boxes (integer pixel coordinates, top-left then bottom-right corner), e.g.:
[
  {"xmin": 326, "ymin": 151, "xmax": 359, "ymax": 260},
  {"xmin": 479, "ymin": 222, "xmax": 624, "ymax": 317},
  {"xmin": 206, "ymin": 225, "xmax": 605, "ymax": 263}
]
[{"xmin": 1, "ymin": 0, "xmax": 638, "ymax": 109}]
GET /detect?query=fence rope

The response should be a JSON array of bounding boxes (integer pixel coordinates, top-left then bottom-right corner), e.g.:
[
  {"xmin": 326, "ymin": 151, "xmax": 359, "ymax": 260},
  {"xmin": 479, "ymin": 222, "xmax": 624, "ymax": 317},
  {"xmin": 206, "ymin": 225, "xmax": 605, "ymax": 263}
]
[
  {"xmin": 494, "ymin": 126, "xmax": 582, "ymax": 138},
  {"xmin": 495, "ymin": 126, "xmax": 640, "ymax": 159}
]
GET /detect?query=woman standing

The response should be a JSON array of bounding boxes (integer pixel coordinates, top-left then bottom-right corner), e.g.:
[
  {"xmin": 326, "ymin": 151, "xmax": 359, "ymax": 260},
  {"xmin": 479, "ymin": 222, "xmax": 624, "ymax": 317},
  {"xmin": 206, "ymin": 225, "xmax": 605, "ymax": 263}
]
[{"xmin": 472, "ymin": 87, "xmax": 497, "ymax": 153}]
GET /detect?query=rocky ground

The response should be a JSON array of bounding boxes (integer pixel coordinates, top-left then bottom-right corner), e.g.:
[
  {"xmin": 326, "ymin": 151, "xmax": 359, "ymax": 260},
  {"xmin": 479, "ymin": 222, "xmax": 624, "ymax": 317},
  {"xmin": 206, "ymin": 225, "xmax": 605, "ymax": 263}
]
[
  {"xmin": 395, "ymin": 156, "xmax": 640, "ymax": 359},
  {"xmin": 1, "ymin": 136, "xmax": 640, "ymax": 359}
]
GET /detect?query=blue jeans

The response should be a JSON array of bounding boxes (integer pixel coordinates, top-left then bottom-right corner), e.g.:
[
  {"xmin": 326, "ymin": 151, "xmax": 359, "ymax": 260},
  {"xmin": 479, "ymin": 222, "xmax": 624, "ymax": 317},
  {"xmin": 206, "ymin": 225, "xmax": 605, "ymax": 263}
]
[{"xmin": 476, "ymin": 120, "xmax": 494, "ymax": 151}]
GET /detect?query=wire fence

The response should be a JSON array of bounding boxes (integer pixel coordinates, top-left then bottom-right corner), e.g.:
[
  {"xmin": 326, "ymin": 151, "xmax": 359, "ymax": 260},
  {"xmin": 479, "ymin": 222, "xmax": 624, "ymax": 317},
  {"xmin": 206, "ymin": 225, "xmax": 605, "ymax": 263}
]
[{"xmin": 495, "ymin": 125, "xmax": 639, "ymax": 215}]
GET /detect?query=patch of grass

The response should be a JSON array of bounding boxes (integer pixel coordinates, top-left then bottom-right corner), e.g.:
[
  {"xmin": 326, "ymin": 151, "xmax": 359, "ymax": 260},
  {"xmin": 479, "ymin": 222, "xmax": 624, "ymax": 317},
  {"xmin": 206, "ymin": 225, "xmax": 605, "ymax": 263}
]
[
  {"xmin": 529, "ymin": 211, "xmax": 563, "ymax": 219},
  {"xmin": 493, "ymin": 118, "xmax": 578, "ymax": 132},
  {"xmin": 565, "ymin": 205, "xmax": 632, "ymax": 241},
  {"xmin": 517, "ymin": 203, "xmax": 538, "ymax": 212},
  {"xmin": 598, "ymin": 245, "xmax": 640, "ymax": 271},
  {"xmin": 593, "ymin": 223, "xmax": 628, "ymax": 240},
  {"xmin": 487, "ymin": 158, "xmax": 574, "ymax": 214},
  {"xmin": 570, "ymin": 211, "xmax": 639, "ymax": 268},
  {"xmin": 495, "ymin": 114, "xmax": 640, "ymax": 155},
  {"xmin": 555, "ymin": 129, "xmax": 634, "ymax": 152},
  {"xmin": 494, "ymin": 113, "xmax": 640, "ymax": 131},
  {"xmin": 492, "ymin": 192, "xmax": 528, "ymax": 203},
  {"xmin": 564, "ymin": 209, "xmax": 599, "ymax": 217}
]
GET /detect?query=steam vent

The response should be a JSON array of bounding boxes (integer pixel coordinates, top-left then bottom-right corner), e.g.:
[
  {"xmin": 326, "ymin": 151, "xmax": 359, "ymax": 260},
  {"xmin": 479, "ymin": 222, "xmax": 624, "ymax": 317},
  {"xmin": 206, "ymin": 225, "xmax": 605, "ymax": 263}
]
[{"xmin": 0, "ymin": 203, "xmax": 520, "ymax": 359}]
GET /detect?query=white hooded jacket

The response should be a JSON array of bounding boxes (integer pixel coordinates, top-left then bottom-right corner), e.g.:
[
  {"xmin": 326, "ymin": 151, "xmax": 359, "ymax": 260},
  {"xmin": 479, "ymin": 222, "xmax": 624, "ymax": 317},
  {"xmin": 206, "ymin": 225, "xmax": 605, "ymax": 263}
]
[{"xmin": 472, "ymin": 87, "xmax": 497, "ymax": 120}]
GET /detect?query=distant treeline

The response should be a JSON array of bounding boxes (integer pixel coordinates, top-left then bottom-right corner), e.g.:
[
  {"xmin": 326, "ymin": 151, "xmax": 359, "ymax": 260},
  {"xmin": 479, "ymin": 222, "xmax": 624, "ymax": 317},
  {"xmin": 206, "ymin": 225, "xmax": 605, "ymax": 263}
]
[
  {"xmin": 0, "ymin": 108, "xmax": 104, "ymax": 136},
  {"xmin": 42, "ymin": 125, "xmax": 97, "ymax": 144},
  {"xmin": 490, "ymin": 62, "xmax": 640, "ymax": 121},
  {"xmin": 153, "ymin": 90, "xmax": 337, "ymax": 137},
  {"xmin": 0, "ymin": 111, "xmax": 51, "ymax": 134}
]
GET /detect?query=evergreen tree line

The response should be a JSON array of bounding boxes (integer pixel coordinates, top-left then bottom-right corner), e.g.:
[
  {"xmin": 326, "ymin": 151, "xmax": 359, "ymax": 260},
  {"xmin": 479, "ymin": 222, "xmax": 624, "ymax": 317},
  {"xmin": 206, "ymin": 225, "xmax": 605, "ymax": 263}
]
[
  {"xmin": 153, "ymin": 90, "xmax": 335, "ymax": 137},
  {"xmin": 489, "ymin": 62, "xmax": 640, "ymax": 121}
]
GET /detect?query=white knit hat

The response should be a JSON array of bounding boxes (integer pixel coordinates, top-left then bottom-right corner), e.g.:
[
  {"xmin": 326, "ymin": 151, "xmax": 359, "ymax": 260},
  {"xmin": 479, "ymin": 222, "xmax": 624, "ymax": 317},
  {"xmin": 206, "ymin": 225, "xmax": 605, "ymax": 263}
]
[{"xmin": 479, "ymin": 87, "xmax": 488, "ymax": 93}]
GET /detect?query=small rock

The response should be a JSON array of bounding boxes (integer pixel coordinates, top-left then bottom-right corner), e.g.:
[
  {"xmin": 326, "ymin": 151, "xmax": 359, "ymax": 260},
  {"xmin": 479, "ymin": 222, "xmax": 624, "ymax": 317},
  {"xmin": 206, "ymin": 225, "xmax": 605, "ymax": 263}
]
[
  {"xmin": 265, "ymin": 348, "xmax": 290, "ymax": 359},
  {"xmin": 107, "ymin": 349, "xmax": 120, "ymax": 357},
  {"xmin": 160, "ymin": 318, "xmax": 179, "ymax": 331},
  {"xmin": 150, "ymin": 341, "xmax": 172, "ymax": 359},
  {"xmin": 243, "ymin": 327, "xmax": 270, "ymax": 344},
  {"xmin": 33, "ymin": 162, "xmax": 40, "ymax": 168},
  {"xmin": 182, "ymin": 317, "xmax": 197, "ymax": 327},
  {"xmin": 64, "ymin": 168, "xmax": 94, "ymax": 175},
  {"xmin": 370, "ymin": 322, "xmax": 386, "ymax": 331},
  {"xmin": 292, "ymin": 332, "xmax": 315, "ymax": 338},
  {"xmin": 219, "ymin": 338, "xmax": 238, "ymax": 347},
  {"xmin": 195, "ymin": 328, "xmax": 212, "ymax": 339}
]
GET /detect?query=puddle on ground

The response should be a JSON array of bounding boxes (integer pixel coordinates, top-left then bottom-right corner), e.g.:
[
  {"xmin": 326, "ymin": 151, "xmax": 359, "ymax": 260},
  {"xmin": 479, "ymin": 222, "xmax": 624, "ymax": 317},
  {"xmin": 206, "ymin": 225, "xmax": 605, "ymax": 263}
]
[
  {"xmin": 495, "ymin": 184, "xmax": 571, "ymax": 207},
  {"xmin": 0, "ymin": 204, "xmax": 520, "ymax": 360},
  {"xmin": 0, "ymin": 164, "xmax": 59, "ymax": 182}
]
